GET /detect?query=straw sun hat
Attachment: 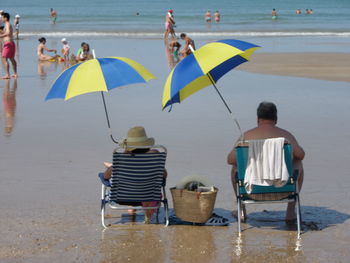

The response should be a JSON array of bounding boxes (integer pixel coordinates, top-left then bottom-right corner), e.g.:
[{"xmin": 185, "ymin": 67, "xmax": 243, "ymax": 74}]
[{"xmin": 120, "ymin": 126, "xmax": 155, "ymax": 150}]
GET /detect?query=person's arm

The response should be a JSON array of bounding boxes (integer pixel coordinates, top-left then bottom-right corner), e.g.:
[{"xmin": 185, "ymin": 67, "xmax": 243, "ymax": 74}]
[
  {"xmin": 44, "ymin": 46, "xmax": 56, "ymax": 53},
  {"xmin": 227, "ymin": 147, "xmax": 237, "ymax": 165},
  {"xmin": 0, "ymin": 24, "xmax": 9, "ymax": 38},
  {"xmin": 286, "ymin": 133, "xmax": 305, "ymax": 160}
]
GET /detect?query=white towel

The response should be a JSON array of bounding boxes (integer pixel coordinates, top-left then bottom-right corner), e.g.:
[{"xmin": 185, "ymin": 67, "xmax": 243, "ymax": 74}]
[{"xmin": 244, "ymin": 138, "xmax": 289, "ymax": 194}]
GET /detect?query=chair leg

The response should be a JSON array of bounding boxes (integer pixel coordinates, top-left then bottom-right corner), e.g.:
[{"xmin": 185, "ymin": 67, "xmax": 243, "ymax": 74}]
[
  {"xmin": 101, "ymin": 185, "xmax": 108, "ymax": 229},
  {"xmin": 237, "ymin": 198, "xmax": 242, "ymax": 234},
  {"xmin": 296, "ymin": 194, "xmax": 302, "ymax": 239},
  {"xmin": 164, "ymin": 199, "xmax": 169, "ymax": 227}
]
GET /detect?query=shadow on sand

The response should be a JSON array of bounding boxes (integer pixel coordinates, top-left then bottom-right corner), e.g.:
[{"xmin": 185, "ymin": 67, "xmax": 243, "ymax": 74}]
[{"xmin": 231, "ymin": 206, "xmax": 350, "ymax": 232}]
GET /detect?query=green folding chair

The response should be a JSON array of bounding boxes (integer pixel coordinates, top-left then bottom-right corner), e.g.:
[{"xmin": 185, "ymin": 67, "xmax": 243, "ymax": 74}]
[{"xmin": 235, "ymin": 140, "xmax": 302, "ymax": 238}]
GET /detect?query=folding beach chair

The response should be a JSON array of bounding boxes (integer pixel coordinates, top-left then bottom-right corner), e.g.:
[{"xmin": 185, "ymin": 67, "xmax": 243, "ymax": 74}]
[
  {"xmin": 100, "ymin": 145, "xmax": 169, "ymax": 228},
  {"xmin": 235, "ymin": 139, "xmax": 302, "ymax": 238}
]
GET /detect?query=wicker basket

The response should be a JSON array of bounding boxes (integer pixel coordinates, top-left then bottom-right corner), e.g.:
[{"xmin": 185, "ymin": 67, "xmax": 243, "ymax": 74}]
[{"xmin": 170, "ymin": 187, "xmax": 218, "ymax": 223}]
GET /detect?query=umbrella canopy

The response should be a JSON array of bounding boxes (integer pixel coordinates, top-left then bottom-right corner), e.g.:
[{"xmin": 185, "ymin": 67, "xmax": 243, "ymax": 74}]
[
  {"xmin": 46, "ymin": 57, "xmax": 155, "ymax": 101},
  {"xmin": 162, "ymin": 39, "xmax": 260, "ymax": 110}
]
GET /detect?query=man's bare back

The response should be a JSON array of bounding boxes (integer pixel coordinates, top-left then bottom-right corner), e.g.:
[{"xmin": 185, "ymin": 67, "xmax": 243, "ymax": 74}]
[{"xmin": 243, "ymin": 121, "xmax": 305, "ymax": 160}]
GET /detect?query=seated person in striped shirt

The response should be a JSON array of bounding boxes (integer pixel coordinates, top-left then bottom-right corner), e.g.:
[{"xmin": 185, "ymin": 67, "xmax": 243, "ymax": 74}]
[{"xmin": 103, "ymin": 126, "xmax": 167, "ymax": 223}]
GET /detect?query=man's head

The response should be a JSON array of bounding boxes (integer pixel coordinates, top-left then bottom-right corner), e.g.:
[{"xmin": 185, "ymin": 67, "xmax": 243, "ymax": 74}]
[
  {"xmin": 1, "ymin": 12, "xmax": 10, "ymax": 22},
  {"xmin": 257, "ymin": 101, "xmax": 277, "ymax": 122},
  {"xmin": 180, "ymin": 33, "xmax": 186, "ymax": 39}
]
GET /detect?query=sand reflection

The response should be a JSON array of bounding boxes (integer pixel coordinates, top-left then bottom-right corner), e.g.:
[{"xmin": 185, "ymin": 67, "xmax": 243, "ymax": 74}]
[
  {"xmin": 2, "ymin": 79, "xmax": 17, "ymax": 136},
  {"xmin": 231, "ymin": 231, "xmax": 304, "ymax": 261},
  {"xmin": 100, "ymin": 226, "xmax": 165, "ymax": 263},
  {"xmin": 170, "ymin": 226, "xmax": 216, "ymax": 262}
]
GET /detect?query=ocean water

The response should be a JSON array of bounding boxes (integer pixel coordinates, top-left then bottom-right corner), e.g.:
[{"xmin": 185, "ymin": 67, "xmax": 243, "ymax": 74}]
[{"xmin": 1, "ymin": 0, "xmax": 350, "ymax": 37}]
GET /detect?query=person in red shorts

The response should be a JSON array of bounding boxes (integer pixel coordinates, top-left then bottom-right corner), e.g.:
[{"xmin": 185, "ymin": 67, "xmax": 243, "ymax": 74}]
[{"xmin": 0, "ymin": 13, "xmax": 17, "ymax": 79}]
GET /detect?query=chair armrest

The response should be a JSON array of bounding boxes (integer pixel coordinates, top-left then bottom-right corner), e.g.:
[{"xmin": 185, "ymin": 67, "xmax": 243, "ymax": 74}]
[{"xmin": 98, "ymin": 172, "xmax": 111, "ymax": 187}]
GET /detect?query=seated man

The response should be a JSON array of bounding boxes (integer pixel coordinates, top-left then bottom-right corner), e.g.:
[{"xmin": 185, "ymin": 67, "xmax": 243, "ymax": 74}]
[{"xmin": 227, "ymin": 101, "xmax": 305, "ymax": 223}]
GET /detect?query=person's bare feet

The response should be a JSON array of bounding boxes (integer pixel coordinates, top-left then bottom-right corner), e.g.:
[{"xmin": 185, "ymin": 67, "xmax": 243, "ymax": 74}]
[
  {"xmin": 127, "ymin": 209, "xmax": 136, "ymax": 216},
  {"xmin": 1, "ymin": 75, "xmax": 10, "ymax": 79},
  {"xmin": 11, "ymin": 74, "xmax": 17, "ymax": 78}
]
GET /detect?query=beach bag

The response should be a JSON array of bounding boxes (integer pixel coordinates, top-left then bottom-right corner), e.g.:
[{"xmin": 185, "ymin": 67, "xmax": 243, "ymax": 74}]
[{"xmin": 170, "ymin": 187, "xmax": 218, "ymax": 223}]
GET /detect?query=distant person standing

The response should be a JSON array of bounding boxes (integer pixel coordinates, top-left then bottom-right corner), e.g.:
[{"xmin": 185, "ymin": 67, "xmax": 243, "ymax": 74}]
[
  {"xmin": 61, "ymin": 38, "xmax": 70, "ymax": 61},
  {"xmin": 14, "ymin": 14, "xmax": 20, "ymax": 40},
  {"xmin": 295, "ymin": 9, "xmax": 301, "ymax": 15},
  {"xmin": 0, "ymin": 13, "xmax": 17, "ymax": 79},
  {"xmin": 205, "ymin": 10, "xmax": 211, "ymax": 23},
  {"xmin": 309, "ymin": 9, "xmax": 313, "ymax": 14},
  {"xmin": 305, "ymin": 9, "xmax": 310, "ymax": 15},
  {"xmin": 271, "ymin": 8, "xmax": 278, "ymax": 19},
  {"xmin": 214, "ymin": 11, "xmax": 220, "ymax": 23},
  {"xmin": 164, "ymin": 10, "xmax": 176, "ymax": 39},
  {"xmin": 50, "ymin": 8, "xmax": 57, "ymax": 24}
]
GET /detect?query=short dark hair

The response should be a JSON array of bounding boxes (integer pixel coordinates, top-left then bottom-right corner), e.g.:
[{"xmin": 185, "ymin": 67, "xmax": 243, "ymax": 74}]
[
  {"xmin": 2, "ymin": 12, "xmax": 10, "ymax": 20},
  {"xmin": 180, "ymin": 33, "xmax": 186, "ymax": 38},
  {"xmin": 38, "ymin": 37, "xmax": 46, "ymax": 43},
  {"xmin": 257, "ymin": 101, "xmax": 277, "ymax": 121}
]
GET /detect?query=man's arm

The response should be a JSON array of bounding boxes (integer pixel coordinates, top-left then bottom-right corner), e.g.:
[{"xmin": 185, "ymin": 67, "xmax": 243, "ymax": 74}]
[
  {"xmin": 0, "ymin": 24, "xmax": 9, "ymax": 38},
  {"xmin": 286, "ymin": 132, "xmax": 305, "ymax": 160},
  {"xmin": 227, "ymin": 147, "xmax": 237, "ymax": 165}
]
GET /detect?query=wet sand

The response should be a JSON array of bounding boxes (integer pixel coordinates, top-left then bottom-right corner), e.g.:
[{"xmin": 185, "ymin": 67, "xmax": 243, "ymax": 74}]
[{"xmin": 0, "ymin": 37, "xmax": 350, "ymax": 262}]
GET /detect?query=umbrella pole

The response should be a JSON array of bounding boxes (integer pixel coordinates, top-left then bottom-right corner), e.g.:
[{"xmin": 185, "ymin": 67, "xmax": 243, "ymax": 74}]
[
  {"xmin": 101, "ymin": 91, "xmax": 118, "ymax": 144},
  {"xmin": 93, "ymin": 49, "xmax": 118, "ymax": 144},
  {"xmin": 207, "ymin": 73, "xmax": 243, "ymax": 137}
]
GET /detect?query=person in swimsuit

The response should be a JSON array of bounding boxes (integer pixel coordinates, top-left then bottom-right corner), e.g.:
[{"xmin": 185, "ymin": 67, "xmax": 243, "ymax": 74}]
[
  {"xmin": 61, "ymin": 38, "xmax": 70, "ymax": 62},
  {"xmin": 50, "ymin": 8, "xmax": 57, "ymax": 24},
  {"xmin": 271, "ymin": 8, "xmax": 278, "ymax": 19},
  {"xmin": 164, "ymin": 10, "xmax": 176, "ymax": 40},
  {"xmin": 214, "ymin": 11, "xmax": 220, "ymax": 23},
  {"xmin": 0, "ymin": 13, "xmax": 17, "ymax": 79},
  {"xmin": 14, "ymin": 15, "xmax": 20, "ymax": 40},
  {"xmin": 180, "ymin": 33, "xmax": 195, "ymax": 58},
  {"xmin": 76, "ymin": 43, "xmax": 91, "ymax": 62},
  {"xmin": 205, "ymin": 10, "xmax": 211, "ymax": 23},
  {"xmin": 37, "ymin": 37, "xmax": 58, "ymax": 61}
]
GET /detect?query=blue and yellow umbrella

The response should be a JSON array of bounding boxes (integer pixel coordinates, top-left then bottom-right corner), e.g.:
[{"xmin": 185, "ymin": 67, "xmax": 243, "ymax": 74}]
[
  {"xmin": 162, "ymin": 39, "xmax": 260, "ymax": 134},
  {"xmin": 46, "ymin": 57, "xmax": 155, "ymax": 100},
  {"xmin": 46, "ymin": 57, "xmax": 155, "ymax": 142}
]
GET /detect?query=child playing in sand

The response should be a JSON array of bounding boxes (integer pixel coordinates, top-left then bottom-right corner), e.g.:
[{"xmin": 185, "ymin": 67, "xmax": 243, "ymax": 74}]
[
  {"xmin": 76, "ymin": 42, "xmax": 91, "ymax": 62},
  {"xmin": 61, "ymin": 38, "xmax": 70, "ymax": 61},
  {"xmin": 37, "ymin": 37, "xmax": 58, "ymax": 61}
]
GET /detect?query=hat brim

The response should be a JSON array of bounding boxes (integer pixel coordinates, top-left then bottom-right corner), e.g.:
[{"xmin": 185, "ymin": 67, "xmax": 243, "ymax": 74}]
[{"xmin": 125, "ymin": 137, "xmax": 155, "ymax": 150}]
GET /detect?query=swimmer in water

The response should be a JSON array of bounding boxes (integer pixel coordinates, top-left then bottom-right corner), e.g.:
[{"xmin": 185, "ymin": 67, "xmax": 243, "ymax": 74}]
[
  {"xmin": 214, "ymin": 11, "xmax": 220, "ymax": 23},
  {"xmin": 271, "ymin": 8, "xmax": 277, "ymax": 19},
  {"xmin": 37, "ymin": 37, "xmax": 58, "ymax": 61},
  {"xmin": 205, "ymin": 10, "xmax": 211, "ymax": 23}
]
